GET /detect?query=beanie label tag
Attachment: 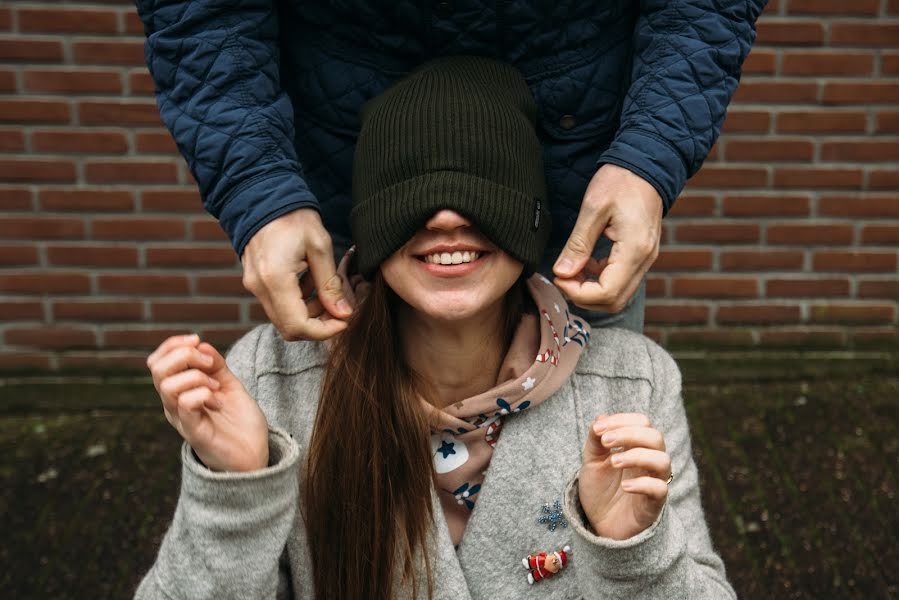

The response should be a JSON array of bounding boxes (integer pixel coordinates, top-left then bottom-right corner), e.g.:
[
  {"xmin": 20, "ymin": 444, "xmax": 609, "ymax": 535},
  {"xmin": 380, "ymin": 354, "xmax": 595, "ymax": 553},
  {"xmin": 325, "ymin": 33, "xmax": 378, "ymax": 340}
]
[{"xmin": 533, "ymin": 198, "xmax": 541, "ymax": 231}]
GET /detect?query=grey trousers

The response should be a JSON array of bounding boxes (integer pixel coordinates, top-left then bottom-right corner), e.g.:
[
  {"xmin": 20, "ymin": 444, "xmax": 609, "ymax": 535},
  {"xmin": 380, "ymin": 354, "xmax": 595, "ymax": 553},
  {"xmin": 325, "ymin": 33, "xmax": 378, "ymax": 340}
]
[{"xmin": 331, "ymin": 236, "xmax": 645, "ymax": 335}]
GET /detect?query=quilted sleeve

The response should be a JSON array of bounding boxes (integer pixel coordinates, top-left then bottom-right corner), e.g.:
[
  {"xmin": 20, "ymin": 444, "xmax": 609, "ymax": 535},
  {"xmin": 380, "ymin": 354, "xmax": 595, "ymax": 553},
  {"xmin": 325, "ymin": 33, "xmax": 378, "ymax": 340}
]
[
  {"xmin": 134, "ymin": 0, "xmax": 318, "ymax": 256},
  {"xmin": 597, "ymin": 0, "xmax": 767, "ymax": 214}
]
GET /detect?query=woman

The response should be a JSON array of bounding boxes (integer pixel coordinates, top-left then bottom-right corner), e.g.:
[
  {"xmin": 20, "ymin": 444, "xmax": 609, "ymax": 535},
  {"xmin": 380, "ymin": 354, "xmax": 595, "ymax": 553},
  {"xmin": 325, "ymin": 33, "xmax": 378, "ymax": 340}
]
[{"xmin": 137, "ymin": 56, "xmax": 734, "ymax": 600}]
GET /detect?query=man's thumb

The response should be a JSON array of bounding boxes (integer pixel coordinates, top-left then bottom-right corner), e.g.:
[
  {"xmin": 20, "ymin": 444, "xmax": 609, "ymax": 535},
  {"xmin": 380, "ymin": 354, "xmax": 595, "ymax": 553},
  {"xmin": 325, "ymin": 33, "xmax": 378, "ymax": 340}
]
[{"xmin": 554, "ymin": 228, "xmax": 595, "ymax": 278}]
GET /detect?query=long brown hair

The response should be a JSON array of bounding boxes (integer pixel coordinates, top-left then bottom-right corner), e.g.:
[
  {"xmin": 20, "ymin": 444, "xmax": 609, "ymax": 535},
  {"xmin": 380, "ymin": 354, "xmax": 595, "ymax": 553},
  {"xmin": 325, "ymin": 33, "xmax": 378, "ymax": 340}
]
[{"xmin": 304, "ymin": 270, "xmax": 526, "ymax": 600}]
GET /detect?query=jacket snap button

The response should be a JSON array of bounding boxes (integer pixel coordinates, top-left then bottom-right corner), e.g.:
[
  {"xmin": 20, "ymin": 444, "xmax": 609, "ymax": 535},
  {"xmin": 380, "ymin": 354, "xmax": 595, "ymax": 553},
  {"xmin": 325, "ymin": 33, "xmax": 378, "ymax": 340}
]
[
  {"xmin": 435, "ymin": 1, "xmax": 453, "ymax": 18},
  {"xmin": 559, "ymin": 115, "xmax": 577, "ymax": 130}
]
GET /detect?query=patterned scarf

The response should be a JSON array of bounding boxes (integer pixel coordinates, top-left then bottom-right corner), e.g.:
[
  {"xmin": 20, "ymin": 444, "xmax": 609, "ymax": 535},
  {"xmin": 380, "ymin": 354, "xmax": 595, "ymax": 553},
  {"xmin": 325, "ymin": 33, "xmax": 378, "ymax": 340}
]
[{"xmin": 335, "ymin": 250, "xmax": 591, "ymax": 545}]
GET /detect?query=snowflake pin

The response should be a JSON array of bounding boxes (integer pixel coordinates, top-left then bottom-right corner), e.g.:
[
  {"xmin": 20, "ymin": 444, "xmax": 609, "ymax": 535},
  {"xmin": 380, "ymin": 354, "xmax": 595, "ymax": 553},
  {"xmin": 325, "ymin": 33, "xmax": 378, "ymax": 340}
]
[{"xmin": 536, "ymin": 499, "xmax": 568, "ymax": 532}]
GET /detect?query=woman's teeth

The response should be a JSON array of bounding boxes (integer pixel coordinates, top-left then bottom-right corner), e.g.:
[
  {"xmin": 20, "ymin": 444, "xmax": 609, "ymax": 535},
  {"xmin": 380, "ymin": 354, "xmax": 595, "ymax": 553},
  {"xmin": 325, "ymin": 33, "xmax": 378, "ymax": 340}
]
[{"xmin": 424, "ymin": 251, "xmax": 480, "ymax": 265}]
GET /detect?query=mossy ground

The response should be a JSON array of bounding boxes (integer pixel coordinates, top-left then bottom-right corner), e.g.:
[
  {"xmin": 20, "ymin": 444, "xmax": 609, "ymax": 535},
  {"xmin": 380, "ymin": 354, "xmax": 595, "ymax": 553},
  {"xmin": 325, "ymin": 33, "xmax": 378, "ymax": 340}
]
[{"xmin": 1, "ymin": 354, "xmax": 896, "ymax": 598}]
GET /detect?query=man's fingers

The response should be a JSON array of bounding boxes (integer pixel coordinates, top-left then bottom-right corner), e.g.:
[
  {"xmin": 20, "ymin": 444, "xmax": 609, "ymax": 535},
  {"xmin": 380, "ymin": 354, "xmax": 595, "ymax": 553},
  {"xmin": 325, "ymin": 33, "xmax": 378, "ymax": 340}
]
[
  {"xmin": 265, "ymin": 269, "xmax": 315, "ymax": 341},
  {"xmin": 553, "ymin": 201, "xmax": 609, "ymax": 278},
  {"xmin": 306, "ymin": 247, "xmax": 352, "ymax": 320},
  {"xmin": 554, "ymin": 252, "xmax": 643, "ymax": 313}
]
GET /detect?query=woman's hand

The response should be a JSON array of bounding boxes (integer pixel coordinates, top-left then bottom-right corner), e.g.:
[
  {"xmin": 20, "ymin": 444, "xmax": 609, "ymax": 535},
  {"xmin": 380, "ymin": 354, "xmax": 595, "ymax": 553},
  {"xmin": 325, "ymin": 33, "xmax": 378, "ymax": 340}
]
[
  {"xmin": 147, "ymin": 333, "xmax": 269, "ymax": 472},
  {"xmin": 578, "ymin": 412, "xmax": 671, "ymax": 540}
]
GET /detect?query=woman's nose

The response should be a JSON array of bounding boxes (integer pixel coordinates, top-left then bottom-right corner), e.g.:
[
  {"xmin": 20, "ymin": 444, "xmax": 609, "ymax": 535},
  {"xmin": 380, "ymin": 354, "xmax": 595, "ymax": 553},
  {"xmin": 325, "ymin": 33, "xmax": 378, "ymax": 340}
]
[{"xmin": 425, "ymin": 209, "xmax": 472, "ymax": 232}]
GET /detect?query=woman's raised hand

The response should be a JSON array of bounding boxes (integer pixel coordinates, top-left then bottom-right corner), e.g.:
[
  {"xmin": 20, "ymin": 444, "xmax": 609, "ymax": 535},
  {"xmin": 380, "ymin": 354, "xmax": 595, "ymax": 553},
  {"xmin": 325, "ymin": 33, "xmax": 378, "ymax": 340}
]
[
  {"xmin": 147, "ymin": 333, "xmax": 269, "ymax": 472},
  {"xmin": 578, "ymin": 413, "xmax": 672, "ymax": 540}
]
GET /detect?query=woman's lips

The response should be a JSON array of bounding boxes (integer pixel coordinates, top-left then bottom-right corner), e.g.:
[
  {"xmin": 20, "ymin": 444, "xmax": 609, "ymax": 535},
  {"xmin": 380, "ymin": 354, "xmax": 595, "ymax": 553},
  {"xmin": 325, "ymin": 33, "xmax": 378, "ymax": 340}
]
[{"xmin": 415, "ymin": 252, "xmax": 487, "ymax": 277}]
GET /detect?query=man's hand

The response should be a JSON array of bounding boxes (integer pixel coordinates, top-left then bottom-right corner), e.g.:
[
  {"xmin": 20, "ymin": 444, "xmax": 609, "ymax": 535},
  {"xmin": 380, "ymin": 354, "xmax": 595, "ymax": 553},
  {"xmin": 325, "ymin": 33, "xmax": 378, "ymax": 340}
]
[
  {"xmin": 553, "ymin": 164, "xmax": 663, "ymax": 313},
  {"xmin": 242, "ymin": 208, "xmax": 352, "ymax": 341}
]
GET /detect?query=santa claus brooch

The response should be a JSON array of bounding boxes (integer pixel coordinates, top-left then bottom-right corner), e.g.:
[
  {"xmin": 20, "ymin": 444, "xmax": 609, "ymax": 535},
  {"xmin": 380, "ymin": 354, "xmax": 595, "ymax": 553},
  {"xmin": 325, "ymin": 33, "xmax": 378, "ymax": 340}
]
[{"xmin": 522, "ymin": 545, "xmax": 571, "ymax": 585}]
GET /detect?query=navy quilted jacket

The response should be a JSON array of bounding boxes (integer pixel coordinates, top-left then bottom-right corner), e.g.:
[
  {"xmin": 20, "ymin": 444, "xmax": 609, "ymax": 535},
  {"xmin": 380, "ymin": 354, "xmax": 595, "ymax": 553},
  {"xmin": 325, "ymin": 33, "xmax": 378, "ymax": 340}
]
[{"xmin": 135, "ymin": 0, "xmax": 766, "ymax": 256}]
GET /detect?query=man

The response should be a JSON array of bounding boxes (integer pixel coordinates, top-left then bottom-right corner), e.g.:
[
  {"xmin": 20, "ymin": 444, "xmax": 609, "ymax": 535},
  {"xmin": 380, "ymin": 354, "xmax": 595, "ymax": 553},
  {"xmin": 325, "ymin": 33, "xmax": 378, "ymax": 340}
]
[{"xmin": 135, "ymin": 0, "xmax": 766, "ymax": 340}]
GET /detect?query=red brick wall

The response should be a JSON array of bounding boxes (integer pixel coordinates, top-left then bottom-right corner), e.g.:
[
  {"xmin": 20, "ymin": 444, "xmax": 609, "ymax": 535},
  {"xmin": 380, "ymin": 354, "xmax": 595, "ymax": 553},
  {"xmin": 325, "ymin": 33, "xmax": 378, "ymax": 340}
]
[{"xmin": 0, "ymin": 1, "xmax": 897, "ymax": 371}]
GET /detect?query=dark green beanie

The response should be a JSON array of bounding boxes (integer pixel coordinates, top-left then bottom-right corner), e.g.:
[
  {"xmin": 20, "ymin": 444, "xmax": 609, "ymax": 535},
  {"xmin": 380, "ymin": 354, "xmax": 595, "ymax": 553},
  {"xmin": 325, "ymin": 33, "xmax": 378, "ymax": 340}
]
[{"xmin": 351, "ymin": 55, "xmax": 550, "ymax": 276}]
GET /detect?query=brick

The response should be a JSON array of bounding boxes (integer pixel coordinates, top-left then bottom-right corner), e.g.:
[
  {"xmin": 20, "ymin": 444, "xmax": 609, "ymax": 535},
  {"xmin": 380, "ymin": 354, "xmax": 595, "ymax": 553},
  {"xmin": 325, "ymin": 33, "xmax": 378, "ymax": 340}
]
[
  {"xmin": 759, "ymin": 329, "xmax": 846, "ymax": 348},
  {"xmin": 821, "ymin": 141, "xmax": 899, "ymax": 162},
  {"xmin": 0, "ymin": 272, "xmax": 90, "ymax": 294},
  {"xmin": 54, "ymin": 301, "xmax": 143, "ymax": 321},
  {"xmin": 717, "ymin": 304, "xmax": 801, "ymax": 325},
  {"xmin": 831, "ymin": 23, "xmax": 899, "ymax": 47},
  {"xmin": 645, "ymin": 276, "xmax": 666, "ymax": 297},
  {"xmin": 0, "ymin": 216, "xmax": 84, "ymax": 239},
  {"xmin": 667, "ymin": 329, "xmax": 755, "ymax": 348},
  {"xmin": 0, "ymin": 353, "xmax": 52, "ymax": 371},
  {"xmin": 667, "ymin": 195, "xmax": 716, "ymax": 217},
  {"xmin": 766, "ymin": 278, "xmax": 850, "ymax": 297},
  {"xmin": 24, "ymin": 69, "xmax": 122, "ymax": 94},
  {"xmin": 774, "ymin": 168, "xmax": 862, "ymax": 189},
  {"xmin": 0, "ymin": 159, "xmax": 77, "ymax": 183},
  {"xmin": 755, "ymin": 21, "xmax": 824, "ymax": 45},
  {"xmin": 671, "ymin": 277, "xmax": 758, "ymax": 298},
  {"xmin": 0, "ymin": 38, "xmax": 64, "ymax": 61},
  {"xmin": 0, "ymin": 128, "xmax": 25, "ymax": 151},
  {"xmin": 85, "ymin": 160, "xmax": 178, "ymax": 184},
  {"xmin": 885, "ymin": 53, "xmax": 899, "ymax": 75},
  {"xmin": 0, "ymin": 244, "xmax": 38, "ymax": 266},
  {"xmin": 46, "ymin": 244, "xmax": 138, "ymax": 267},
  {"xmin": 722, "ymin": 194, "xmax": 810, "ymax": 217},
  {"xmin": 870, "ymin": 170, "xmax": 899, "ymax": 190},
  {"xmin": 876, "ymin": 111, "xmax": 899, "ymax": 133},
  {"xmin": 141, "ymin": 189, "xmax": 203, "ymax": 212},
  {"xmin": 0, "ymin": 99, "xmax": 69, "ymax": 124},
  {"xmin": 851, "ymin": 328, "xmax": 899, "ymax": 349},
  {"xmin": 0, "ymin": 68, "xmax": 14, "ymax": 92},
  {"xmin": 0, "ymin": 187, "xmax": 31, "ymax": 210},
  {"xmin": 128, "ymin": 70, "xmax": 155, "ymax": 95},
  {"xmin": 858, "ymin": 280, "xmax": 899, "ymax": 299},
  {"xmin": 146, "ymin": 246, "xmax": 237, "ymax": 268},
  {"xmin": 823, "ymin": 82, "xmax": 899, "ymax": 104},
  {"xmin": 819, "ymin": 195, "xmax": 899, "ymax": 217},
  {"xmin": 782, "ymin": 51, "xmax": 874, "ymax": 76},
  {"xmin": 197, "ymin": 326, "xmax": 252, "ymax": 348},
  {"xmin": 720, "ymin": 250, "xmax": 804, "ymax": 271},
  {"xmin": 675, "ymin": 224, "xmax": 759, "ymax": 244},
  {"xmin": 777, "ymin": 111, "xmax": 867, "ymax": 134},
  {"xmin": 92, "ymin": 217, "xmax": 186, "ymax": 240},
  {"xmin": 124, "ymin": 12, "xmax": 145, "ymax": 35},
  {"xmin": 103, "ymin": 327, "xmax": 189, "ymax": 350},
  {"xmin": 18, "ymin": 8, "xmax": 119, "ymax": 33},
  {"xmin": 644, "ymin": 303, "xmax": 709, "ymax": 325},
  {"xmin": 813, "ymin": 251, "xmax": 897, "ymax": 272},
  {"xmin": 725, "ymin": 138, "xmax": 813, "ymax": 162},
  {"xmin": 0, "ymin": 300, "xmax": 43, "ymax": 320},
  {"xmin": 98, "ymin": 274, "xmax": 189, "ymax": 295},
  {"xmin": 787, "ymin": 0, "xmax": 879, "ymax": 14},
  {"xmin": 5, "ymin": 327, "xmax": 96, "ymax": 349},
  {"xmin": 195, "ymin": 274, "xmax": 248, "ymax": 296},
  {"xmin": 891, "ymin": 0, "xmax": 899, "ymax": 14},
  {"xmin": 688, "ymin": 166, "xmax": 767, "ymax": 189},
  {"xmin": 151, "ymin": 301, "xmax": 240, "ymax": 322},
  {"xmin": 79, "ymin": 100, "xmax": 162, "ymax": 126},
  {"xmin": 767, "ymin": 224, "xmax": 854, "ymax": 245},
  {"xmin": 72, "ymin": 40, "xmax": 145, "ymax": 65},
  {"xmin": 191, "ymin": 219, "xmax": 229, "ymax": 242},
  {"xmin": 40, "ymin": 189, "xmax": 133, "ymax": 211},
  {"xmin": 721, "ymin": 111, "xmax": 770, "ymax": 134},
  {"xmin": 809, "ymin": 304, "xmax": 895, "ymax": 324},
  {"xmin": 861, "ymin": 225, "xmax": 899, "ymax": 244},
  {"xmin": 0, "ymin": 8, "xmax": 10, "ymax": 30},
  {"xmin": 32, "ymin": 130, "xmax": 128, "ymax": 154},
  {"xmin": 743, "ymin": 50, "xmax": 776, "ymax": 74},
  {"xmin": 732, "ymin": 81, "xmax": 818, "ymax": 103},
  {"xmin": 135, "ymin": 131, "xmax": 178, "ymax": 154},
  {"xmin": 651, "ymin": 250, "xmax": 713, "ymax": 271}
]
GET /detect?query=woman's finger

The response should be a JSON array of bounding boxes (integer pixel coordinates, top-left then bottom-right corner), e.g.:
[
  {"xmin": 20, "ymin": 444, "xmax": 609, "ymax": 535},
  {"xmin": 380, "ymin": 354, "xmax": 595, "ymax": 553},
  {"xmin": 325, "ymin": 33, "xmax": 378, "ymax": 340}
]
[
  {"xmin": 177, "ymin": 385, "xmax": 217, "ymax": 432},
  {"xmin": 621, "ymin": 475, "xmax": 669, "ymax": 501},
  {"xmin": 591, "ymin": 413, "xmax": 651, "ymax": 436},
  {"xmin": 151, "ymin": 345, "xmax": 215, "ymax": 386},
  {"xmin": 609, "ymin": 447, "xmax": 672, "ymax": 480},
  {"xmin": 600, "ymin": 426, "xmax": 665, "ymax": 452},
  {"xmin": 159, "ymin": 369, "xmax": 220, "ymax": 407},
  {"xmin": 147, "ymin": 333, "xmax": 199, "ymax": 368}
]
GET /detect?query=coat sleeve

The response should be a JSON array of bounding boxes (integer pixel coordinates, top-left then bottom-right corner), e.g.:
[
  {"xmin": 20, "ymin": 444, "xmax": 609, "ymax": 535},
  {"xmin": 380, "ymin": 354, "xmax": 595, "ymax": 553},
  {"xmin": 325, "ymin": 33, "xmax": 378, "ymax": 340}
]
[
  {"xmin": 597, "ymin": 0, "xmax": 768, "ymax": 214},
  {"xmin": 562, "ymin": 340, "xmax": 736, "ymax": 599},
  {"xmin": 134, "ymin": 328, "xmax": 300, "ymax": 599},
  {"xmin": 134, "ymin": 0, "xmax": 319, "ymax": 256}
]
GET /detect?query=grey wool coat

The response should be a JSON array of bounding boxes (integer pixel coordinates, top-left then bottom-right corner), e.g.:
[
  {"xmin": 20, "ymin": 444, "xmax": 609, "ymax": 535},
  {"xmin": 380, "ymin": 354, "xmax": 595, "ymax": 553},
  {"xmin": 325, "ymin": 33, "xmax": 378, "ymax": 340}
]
[{"xmin": 135, "ymin": 325, "xmax": 736, "ymax": 599}]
